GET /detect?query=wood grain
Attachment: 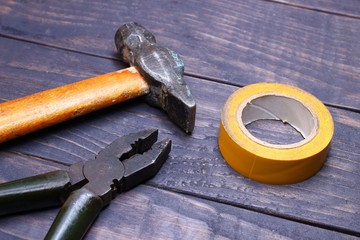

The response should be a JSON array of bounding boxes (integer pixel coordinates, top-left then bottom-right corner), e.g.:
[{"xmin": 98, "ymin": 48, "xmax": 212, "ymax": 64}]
[
  {"xmin": 0, "ymin": 0, "xmax": 359, "ymax": 238},
  {"xmin": 0, "ymin": 67, "xmax": 147, "ymax": 143},
  {"xmin": 270, "ymin": 0, "xmax": 360, "ymax": 18},
  {"xmin": 0, "ymin": 153, "xmax": 357, "ymax": 240},
  {"xmin": 0, "ymin": 0, "xmax": 359, "ymax": 110},
  {"xmin": 0, "ymin": 37, "xmax": 359, "ymax": 236}
]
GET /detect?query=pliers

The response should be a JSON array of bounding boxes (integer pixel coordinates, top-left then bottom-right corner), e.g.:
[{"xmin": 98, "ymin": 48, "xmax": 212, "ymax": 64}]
[{"xmin": 0, "ymin": 129, "xmax": 171, "ymax": 240}]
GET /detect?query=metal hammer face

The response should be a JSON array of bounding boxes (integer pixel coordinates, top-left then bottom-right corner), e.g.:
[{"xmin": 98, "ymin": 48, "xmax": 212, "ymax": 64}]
[
  {"xmin": 0, "ymin": 23, "xmax": 196, "ymax": 144},
  {"xmin": 115, "ymin": 22, "xmax": 196, "ymax": 133}
]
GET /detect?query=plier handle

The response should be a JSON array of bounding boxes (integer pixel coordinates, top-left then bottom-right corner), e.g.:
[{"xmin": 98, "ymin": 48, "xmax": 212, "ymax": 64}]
[{"xmin": 0, "ymin": 129, "xmax": 171, "ymax": 240}]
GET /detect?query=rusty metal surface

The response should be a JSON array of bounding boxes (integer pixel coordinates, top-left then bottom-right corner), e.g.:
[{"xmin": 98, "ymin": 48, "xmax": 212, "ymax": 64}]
[{"xmin": 115, "ymin": 22, "xmax": 196, "ymax": 133}]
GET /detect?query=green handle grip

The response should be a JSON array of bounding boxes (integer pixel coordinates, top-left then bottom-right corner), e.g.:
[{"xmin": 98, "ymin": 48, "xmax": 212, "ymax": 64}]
[
  {"xmin": 0, "ymin": 170, "xmax": 71, "ymax": 215},
  {"xmin": 45, "ymin": 187, "xmax": 103, "ymax": 240}
]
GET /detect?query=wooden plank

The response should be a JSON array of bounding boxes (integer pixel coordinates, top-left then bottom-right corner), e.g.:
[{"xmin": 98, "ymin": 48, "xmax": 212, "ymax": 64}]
[
  {"xmin": 270, "ymin": 0, "xmax": 360, "ymax": 18},
  {"xmin": 0, "ymin": 0, "xmax": 359, "ymax": 110},
  {"xmin": 0, "ymin": 152, "xmax": 66, "ymax": 183},
  {"xmin": 0, "ymin": 153, "xmax": 356, "ymax": 239},
  {"xmin": 0, "ymin": 38, "xmax": 359, "ymax": 236}
]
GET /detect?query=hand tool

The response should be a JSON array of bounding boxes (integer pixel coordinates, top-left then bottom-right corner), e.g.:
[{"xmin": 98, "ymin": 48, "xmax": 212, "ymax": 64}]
[
  {"xmin": 0, "ymin": 129, "xmax": 171, "ymax": 239},
  {"xmin": 0, "ymin": 22, "xmax": 196, "ymax": 144}
]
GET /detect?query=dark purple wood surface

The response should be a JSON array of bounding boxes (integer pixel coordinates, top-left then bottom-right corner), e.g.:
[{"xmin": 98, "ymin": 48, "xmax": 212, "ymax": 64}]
[
  {"xmin": 0, "ymin": 0, "xmax": 359, "ymax": 239},
  {"xmin": 271, "ymin": 0, "xmax": 360, "ymax": 17}
]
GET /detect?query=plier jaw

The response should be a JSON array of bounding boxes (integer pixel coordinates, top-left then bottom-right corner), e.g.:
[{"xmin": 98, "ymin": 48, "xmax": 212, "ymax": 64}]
[
  {"xmin": 82, "ymin": 128, "xmax": 171, "ymax": 205},
  {"xmin": 0, "ymin": 129, "xmax": 171, "ymax": 240},
  {"xmin": 121, "ymin": 133, "xmax": 171, "ymax": 192}
]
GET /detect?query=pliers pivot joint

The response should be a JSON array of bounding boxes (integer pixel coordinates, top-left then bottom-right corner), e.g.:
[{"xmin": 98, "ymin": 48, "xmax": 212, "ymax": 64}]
[{"xmin": 0, "ymin": 129, "xmax": 171, "ymax": 240}]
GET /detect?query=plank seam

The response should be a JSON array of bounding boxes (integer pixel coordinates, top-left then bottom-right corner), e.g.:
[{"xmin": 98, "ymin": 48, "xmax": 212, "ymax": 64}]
[
  {"xmin": 188, "ymin": 73, "xmax": 360, "ymax": 114},
  {"xmin": 4, "ymin": 148, "xmax": 359, "ymax": 237},
  {"xmin": 262, "ymin": 0, "xmax": 360, "ymax": 19},
  {"xmin": 0, "ymin": 33, "xmax": 117, "ymax": 62},
  {"xmin": 146, "ymin": 183, "xmax": 360, "ymax": 237},
  {"xmin": 8, "ymin": 150, "xmax": 71, "ymax": 167},
  {"xmin": 0, "ymin": 34, "xmax": 359, "ymax": 114}
]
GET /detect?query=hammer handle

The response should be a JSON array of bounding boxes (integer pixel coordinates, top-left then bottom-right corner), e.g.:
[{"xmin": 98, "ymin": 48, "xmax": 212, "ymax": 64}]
[{"xmin": 0, "ymin": 67, "xmax": 149, "ymax": 143}]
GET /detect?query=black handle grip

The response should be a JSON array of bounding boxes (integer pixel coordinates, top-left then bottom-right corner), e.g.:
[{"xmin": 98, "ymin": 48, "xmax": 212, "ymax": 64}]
[
  {"xmin": 0, "ymin": 170, "xmax": 71, "ymax": 215},
  {"xmin": 45, "ymin": 187, "xmax": 103, "ymax": 240}
]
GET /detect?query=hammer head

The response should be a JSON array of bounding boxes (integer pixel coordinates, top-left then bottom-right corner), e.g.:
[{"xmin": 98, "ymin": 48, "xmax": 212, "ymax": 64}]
[{"xmin": 114, "ymin": 22, "xmax": 196, "ymax": 133}]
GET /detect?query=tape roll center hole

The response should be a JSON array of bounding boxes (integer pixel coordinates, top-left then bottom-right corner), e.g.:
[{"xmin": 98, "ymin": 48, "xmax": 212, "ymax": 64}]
[{"xmin": 238, "ymin": 94, "xmax": 317, "ymax": 148}]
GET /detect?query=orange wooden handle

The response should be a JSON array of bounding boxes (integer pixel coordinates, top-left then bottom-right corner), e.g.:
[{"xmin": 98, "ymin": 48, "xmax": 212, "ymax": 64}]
[{"xmin": 0, "ymin": 67, "xmax": 149, "ymax": 143}]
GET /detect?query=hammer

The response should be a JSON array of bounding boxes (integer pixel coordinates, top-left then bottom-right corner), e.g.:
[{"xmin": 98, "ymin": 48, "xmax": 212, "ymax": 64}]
[{"xmin": 0, "ymin": 22, "xmax": 196, "ymax": 143}]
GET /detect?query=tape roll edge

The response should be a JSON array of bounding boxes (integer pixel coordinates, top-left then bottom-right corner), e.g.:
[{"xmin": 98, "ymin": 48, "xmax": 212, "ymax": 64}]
[{"xmin": 218, "ymin": 83, "xmax": 334, "ymax": 184}]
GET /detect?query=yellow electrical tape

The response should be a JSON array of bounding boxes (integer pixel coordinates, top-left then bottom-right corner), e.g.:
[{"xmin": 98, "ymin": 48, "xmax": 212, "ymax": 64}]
[{"xmin": 218, "ymin": 83, "xmax": 334, "ymax": 184}]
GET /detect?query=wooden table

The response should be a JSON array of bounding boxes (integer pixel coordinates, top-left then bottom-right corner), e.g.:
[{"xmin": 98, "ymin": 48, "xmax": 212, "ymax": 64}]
[{"xmin": 0, "ymin": 1, "xmax": 359, "ymax": 239}]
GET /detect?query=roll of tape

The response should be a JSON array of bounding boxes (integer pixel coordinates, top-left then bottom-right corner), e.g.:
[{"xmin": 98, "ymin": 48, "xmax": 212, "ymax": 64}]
[{"xmin": 218, "ymin": 83, "xmax": 334, "ymax": 184}]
